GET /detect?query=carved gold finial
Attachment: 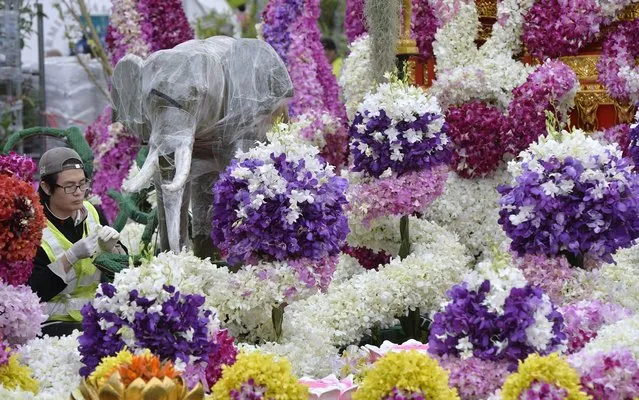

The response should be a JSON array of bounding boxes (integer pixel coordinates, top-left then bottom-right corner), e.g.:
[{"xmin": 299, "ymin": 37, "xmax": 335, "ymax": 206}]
[{"xmin": 397, "ymin": 0, "xmax": 419, "ymax": 55}]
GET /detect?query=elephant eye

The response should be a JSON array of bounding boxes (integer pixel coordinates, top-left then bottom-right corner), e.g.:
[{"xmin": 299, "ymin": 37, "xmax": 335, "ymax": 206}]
[{"xmin": 150, "ymin": 89, "xmax": 184, "ymax": 110}]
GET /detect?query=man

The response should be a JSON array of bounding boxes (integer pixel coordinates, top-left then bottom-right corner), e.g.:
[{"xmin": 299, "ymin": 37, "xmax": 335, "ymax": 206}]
[
  {"xmin": 29, "ymin": 147, "xmax": 126, "ymax": 336},
  {"xmin": 321, "ymin": 37, "xmax": 343, "ymax": 78}
]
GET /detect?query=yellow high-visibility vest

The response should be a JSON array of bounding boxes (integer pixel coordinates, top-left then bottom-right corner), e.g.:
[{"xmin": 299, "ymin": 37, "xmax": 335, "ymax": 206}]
[{"xmin": 40, "ymin": 201, "xmax": 101, "ymax": 322}]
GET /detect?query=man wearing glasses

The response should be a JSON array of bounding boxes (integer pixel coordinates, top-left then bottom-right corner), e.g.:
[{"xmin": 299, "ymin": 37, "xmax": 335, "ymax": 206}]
[{"xmin": 29, "ymin": 147, "xmax": 126, "ymax": 336}]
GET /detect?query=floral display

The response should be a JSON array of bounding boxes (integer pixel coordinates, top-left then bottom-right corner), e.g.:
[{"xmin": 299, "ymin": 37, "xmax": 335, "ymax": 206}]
[
  {"xmin": 0, "ymin": 353, "xmax": 39, "ymax": 394},
  {"xmin": 345, "ymin": 0, "xmax": 367, "ymax": 43},
  {"xmin": 0, "ymin": 338, "xmax": 10, "ymax": 367},
  {"xmin": 342, "ymin": 245, "xmax": 391, "ymax": 271},
  {"xmin": 597, "ymin": 19, "xmax": 639, "ymax": 103},
  {"xmin": 559, "ymin": 300, "xmax": 632, "ymax": 354},
  {"xmin": 135, "ymin": 0, "xmax": 193, "ymax": 52},
  {"xmin": 79, "ymin": 283, "xmax": 217, "ymax": 376},
  {"xmin": 210, "ymin": 352, "xmax": 309, "ymax": 399},
  {"xmin": 506, "ymin": 60, "xmax": 579, "ymax": 155},
  {"xmin": 446, "ymin": 101, "xmax": 510, "ymax": 178},
  {"xmin": 630, "ymin": 110, "xmax": 639, "ymax": 165},
  {"xmin": 0, "ymin": 173, "xmax": 45, "ymax": 286},
  {"xmin": 352, "ymin": 351, "xmax": 460, "ymax": 400},
  {"xmin": 514, "ymin": 254, "xmax": 574, "ymax": 304},
  {"xmin": 600, "ymin": 124, "xmax": 631, "ymax": 158},
  {"xmin": 339, "ymin": 34, "xmax": 374, "ymax": 121},
  {"xmin": 85, "ymin": 108, "xmax": 140, "ymax": 223},
  {"xmin": 570, "ymin": 349, "xmax": 639, "ymax": 399},
  {"xmin": 211, "ymin": 131, "xmax": 349, "ymax": 271},
  {"xmin": 0, "ymin": 152, "xmax": 36, "ymax": 183},
  {"xmin": 522, "ymin": 0, "xmax": 602, "ymax": 59},
  {"xmin": 499, "ymin": 353, "xmax": 589, "ymax": 400},
  {"xmin": 428, "ymin": 258, "xmax": 565, "ymax": 366},
  {"xmin": 0, "ymin": 283, "xmax": 47, "ymax": 346},
  {"xmin": 105, "ymin": 0, "xmax": 150, "ymax": 64},
  {"xmin": 183, "ymin": 329, "xmax": 239, "ymax": 391},
  {"xmin": 17, "ymin": 331, "xmax": 83, "ymax": 398},
  {"xmin": 349, "ymin": 74, "xmax": 450, "ymax": 178},
  {"xmin": 578, "ymin": 314, "xmax": 639, "ymax": 360},
  {"xmin": 412, "ymin": 0, "xmax": 438, "ymax": 59},
  {"xmin": 499, "ymin": 126, "xmax": 639, "ymax": 265},
  {"xmin": 438, "ymin": 355, "xmax": 511, "ymax": 400},
  {"xmin": 261, "ymin": 0, "xmax": 304, "ymax": 64},
  {"xmin": 299, "ymin": 374, "xmax": 357, "ymax": 399}
]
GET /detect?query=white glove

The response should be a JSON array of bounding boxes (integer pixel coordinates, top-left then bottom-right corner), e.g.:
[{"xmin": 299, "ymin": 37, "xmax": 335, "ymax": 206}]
[
  {"xmin": 98, "ymin": 226, "xmax": 120, "ymax": 252},
  {"xmin": 65, "ymin": 232, "xmax": 99, "ymax": 265}
]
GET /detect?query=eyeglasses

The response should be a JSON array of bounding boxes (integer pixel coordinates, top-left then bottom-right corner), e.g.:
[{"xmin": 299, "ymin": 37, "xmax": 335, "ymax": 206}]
[{"xmin": 56, "ymin": 180, "xmax": 91, "ymax": 194}]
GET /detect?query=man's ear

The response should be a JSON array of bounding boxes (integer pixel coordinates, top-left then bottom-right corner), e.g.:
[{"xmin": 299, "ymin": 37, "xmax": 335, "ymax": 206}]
[{"xmin": 41, "ymin": 182, "xmax": 52, "ymax": 196}]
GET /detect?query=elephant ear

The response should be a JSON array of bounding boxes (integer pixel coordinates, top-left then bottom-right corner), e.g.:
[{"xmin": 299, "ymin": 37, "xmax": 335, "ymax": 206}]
[{"xmin": 112, "ymin": 54, "xmax": 150, "ymax": 140}]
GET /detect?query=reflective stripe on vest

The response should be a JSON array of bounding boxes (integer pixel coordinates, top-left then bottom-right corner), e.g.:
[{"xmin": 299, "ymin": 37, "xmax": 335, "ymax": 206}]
[{"xmin": 41, "ymin": 201, "xmax": 102, "ymax": 321}]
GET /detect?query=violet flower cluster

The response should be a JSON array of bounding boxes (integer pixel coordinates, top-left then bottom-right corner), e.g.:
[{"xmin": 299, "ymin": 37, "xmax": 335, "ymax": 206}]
[
  {"xmin": 519, "ymin": 381, "xmax": 569, "ymax": 400},
  {"xmin": 411, "ymin": 0, "xmax": 439, "ymax": 60},
  {"xmin": 597, "ymin": 19, "xmax": 639, "ymax": 103},
  {"xmin": 559, "ymin": 300, "xmax": 632, "ymax": 353},
  {"xmin": 85, "ymin": 107, "xmax": 140, "ymax": 223},
  {"xmin": 437, "ymin": 355, "xmax": 511, "ymax": 400},
  {"xmin": 211, "ymin": 139, "xmax": 349, "ymax": 268},
  {"xmin": 345, "ymin": 0, "xmax": 367, "ymax": 43},
  {"xmin": 0, "ymin": 337, "xmax": 10, "ymax": 367},
  {"xmin": 382, "ymin": 388, "xmax": 425, "ymax": 400},
  {"xmin": 446, "ymin": 100, "xmax": 510, "ymax": 178},
  {"xmin": 230, "ymin": 378, "xmax": 267, "ymax": 400},
  {"xmin": 506, "ymin": 60, "xmax": 578, "ymax": 155},
  {"xmin": 135, "ymin": 0, "xmax": 193, "ymax": 52},
  {"xmin": 0, "ymin": 152, "xmax": 36, "ymax": 184},
  {"xmin": 522, "ymin": 0, "xmax": 602, "ymax": 59},
  {"xmin": 428, "ymin": 280, "xmax": 565, "ymax": 368},
  {"xmin": 629, "ymin": 118, "xmax": 639, "ymax": 166},
  {"xmin": 515, "ymin": 254, "xmax": 574, "ymax": 304},
  {"xmin": 0, "ymin": 283, "xmax": 47, "ymax": 346},
  {"xmin": 571, "ymin": 349, "xmax": 639, "ymax": 400},
  {"xmin": 79, "ymin": 283, "xmax": 215, "ymax": 376},
  {"xmin": 602, "ymin": 124, "xmax": 631, "ymax": 158},
  {"xmin": 499, "ymin": 135, "xmax": 639, "ymax": 264},
  {"xmin": 261, "ymin": 0, "xmax": 305, "ymax": 64}
]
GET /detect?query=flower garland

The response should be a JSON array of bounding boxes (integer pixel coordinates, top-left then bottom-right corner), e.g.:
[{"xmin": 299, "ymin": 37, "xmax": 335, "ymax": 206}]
[
  {"xmin": 412, "ymin": 0, "xmax": 439, "ymax": 59},
  {"xmin": 0, "ymin": 152, "xmax": 36, "ymax": 183},
  {"xmin": 522, "ymin": 0, "xmax": 602, "ymax": 60},
  {"xmin": 211, "ymin": 131, "xmax": 349, "ymax": 272},
  {"xmin": 446, "ymin": 101, "xmax": 510, "ymax": 178},
  {"xmin": 428, "ymin": 258, "xmax": 566, "ymax": 366},
  {"xmin": 600, "ymin": 123, "xmax": 631, "ymax": 158},
  {"xmin": 422, "ymin": 169, "xmax": 511, "ymax": 258},
  {"xmin": 211, "ymin": 352, "xmax": 309, "ymax": 399},
  {"xmin": 506, "ymin": 60, "xmax": 579, "ymax": 155},
  {"xmin": 438, "ymin": 355, "xmax": 511, "ymax": 400},
  {"xmin": 559, "ymin": 300, "xmax": 632, "ymax": 354},
  {"xmin": 0, "ymin": 353, "xmax": 39, "ymax": 394},
  {"xmin": 597, "ymin": 19, "xmax": 639, "ymax": 103},
  {"xmin": 85, "ymin": 107, "xmax": 140, "ymax": 223},
  {"xmin": 339, "ymin": 34, "xmax": 374, "ymax": 121},
  {"xmin": 570, "ymin": 349, "xmax": 639, "ymax": 399},
  {"xmin": 345, "ymin": 0, "xmax": 367, "ymax": 43},
  {"xmin": 105, "ymin": 0, "xmax": 149, "ymax": 65},
  {"xmin": 630, "ymin": 111, "xmax": 639, "ymax": 165},
  {"xmin": 135, "ymin": 0, "xmax": 193, "ymax": 52},
  {"xmin": 261, "ymin": 0, "xmax": 305, "ymax": 64},
  {"xmin": 0, "ymin": 174, "xmax": 45, "ymax": 285},
  {"xmin": 259, "ymin": 219, "xmax": 471, "ymax": 377},
  {"xmin": 577, "ymin": 314, "xmax": 639, "ymax": 360},
  {"xmin": 17, "ymin": 331, "xmax": 83, "ymax": 398},
  {"xmin": 0, "ymin": 283, "xmax": 47, "ymax": 346},
  {"xmin": 500, "ymin": 353, "xmax": 589, "ymax": 400},
  {"xmin": 79, "ymin": 283, "xmax": 218, "ymax": 376},
  {"xmin": 514, "ymin": 254, "xmax": 574, "ymax": 304},
  {"xmin": 352, "ymin": 351, "xmax": 460, "ymax": 400},
  {"xmin": 499, "ymin": 126, "xmax": 639, "ymax": 264}
]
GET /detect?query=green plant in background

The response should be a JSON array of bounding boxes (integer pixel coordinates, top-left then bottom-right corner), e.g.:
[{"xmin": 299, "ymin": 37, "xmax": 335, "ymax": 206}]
[
  {"xmin": 195, "ymin": 10, "xmax": 236, "ymax": 38},
  {"xmin": 0, "ymin": 0, "xmax": 40, "ymax": 49},
  {"xmin": 320, "ymin": 0, "xmax": 346, "ymax": 55}
]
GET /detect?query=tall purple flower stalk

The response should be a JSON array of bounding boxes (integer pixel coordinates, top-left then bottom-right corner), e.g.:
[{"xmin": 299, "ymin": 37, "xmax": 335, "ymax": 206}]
[
  {"xmin": 136, "ymin": 0, "xmax": 193, "ymax": 52},
  {"xmin": 345, "ymin": 0, "xmax": 367, "ymax": 43}
]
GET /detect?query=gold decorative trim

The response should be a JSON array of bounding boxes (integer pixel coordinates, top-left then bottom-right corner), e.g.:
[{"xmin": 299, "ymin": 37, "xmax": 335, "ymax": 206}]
[
  {"xmin": 560, "ymin": 55, "xmax": 600, "ymax": 81},
  {"xmin": 397, "ymin": 0, "xmax": 419, "ymax": 55},
  {"xmin": 618, "ymin": 3, "xmax": 639, "ymax": 21},
  {"xmin": 476, "ymin": 0, "xmax": 497, "ymax": 18},
  {"xmin": 477, "ymin": 24, "xmax": 493, "ymax": 42},
  {"xmin": 616, "ymin": 102, "xmax": 637, "ymax": 124},
  {"xmin": 574, "ymin": 91, "xmax": 613, "ymax": 130}
]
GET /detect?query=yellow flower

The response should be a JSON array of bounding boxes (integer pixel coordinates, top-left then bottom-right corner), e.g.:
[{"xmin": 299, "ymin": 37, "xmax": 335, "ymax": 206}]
[
  {"xmin": 352, "ymin": 351, "xmax": 459, "ymax": 400},
  {"xmin": 89, "ymin": 349, "xmax": 135, "ymax": 387},
  {"xmin": 210, "ymin": 351, "xmax": 308, "ymax": 400},
  {"xmin": 501, "ymin": 353, "xmax": 590, "ymax": 400},
  {"xmin": 0, "ymin": 354, "xmax": 39, "ymax": 393}
]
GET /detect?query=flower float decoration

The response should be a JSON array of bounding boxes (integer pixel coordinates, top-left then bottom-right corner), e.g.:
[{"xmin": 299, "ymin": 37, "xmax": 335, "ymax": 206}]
[
  {"xmin": 0, "ymin": 152, "xmax": 36, "ymax": 184},
  {"xmin": 570, "ymin": 349, "xmax": 639, "ymax": 399},
  {"xmin": 0, "ymin": 283, "xmax": 47, "ymax": 346},
  {"xmin": 597, "ymin": 19, "xmax": 639, "ymax": 104},
  {"xmin": 210, "ymin": 351, "xmax": 309, "ymax": 399},
  {"xmin": 499, "ymin": 120, "xmax": 639, "ymax": 266},
  {"xmin": 500, "ymin": 353, "xmax": 589, "ymax": 400},
  {"xmin": 352, "ymin": 351, "xmax": 460, "ymax": 400},
  {"xmin": 72, "ymin": 351, "xmax": 204, "ymax": 400}
]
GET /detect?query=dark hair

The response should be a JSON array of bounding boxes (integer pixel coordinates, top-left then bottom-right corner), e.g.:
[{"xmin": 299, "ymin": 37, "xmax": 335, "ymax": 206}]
[
  {"xmin": 38, "ymin": 173, "xmax": 59, "ymax": 206},
  {"xmin": 320, "ymin": 38, "xmax": 337, "ymax": 51}
]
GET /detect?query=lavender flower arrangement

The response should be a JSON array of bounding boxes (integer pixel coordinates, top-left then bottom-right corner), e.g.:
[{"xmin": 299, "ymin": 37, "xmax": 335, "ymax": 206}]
[
  {"xmin": 349, "ymin": 74, "xmax": 451, "ymax": 179},
  {"xmin": 630, "ymin": 116, "xmax": 639, "ymax": 166},
  {"xmin": 499, "ymin": 126, "xmax": 639, "ymax": 266},
  {"xmin": 428, "ymin": 261, "xmax": 565, "ymax": 368},
  {"xmin": 0, "ymin": 152, "xmax": 36, "ymax": 184},
  {"xmin": 78, "ymin": 283, "xmax": 216, "ymax": 376},
  {"xmin": 571, "ymin": 349, "xmax": 639, "ymax": 399},
  {"xmin": 383, "ymin": 388, "xmax": 425, "ymax": 400},
  {"xmin": 211, "ymin": 130, "xmax": 349, "ymax": 269}
]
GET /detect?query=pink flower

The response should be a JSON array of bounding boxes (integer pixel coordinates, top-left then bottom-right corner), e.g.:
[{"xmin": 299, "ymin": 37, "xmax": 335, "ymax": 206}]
[
  {"xmin": 571, "ymin": 349, "xmax": 639, "ymax": 399},
  {"xmin": 514, "ymin": 254, "xmax": 574, "ymax": 304},
  {"xmin": 437, "ymin": 355, "xmax": 511, "ymax": 400},
  {"xmin": 299, "ymin": 374, "xmax": 357, "ymax": 400},
  {"xmin": 345, "ymin": 0, "xmax": 367, "ymax": 43}
]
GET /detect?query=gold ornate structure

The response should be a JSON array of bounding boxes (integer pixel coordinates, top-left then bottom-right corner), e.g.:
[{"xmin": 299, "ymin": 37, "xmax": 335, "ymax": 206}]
[
  {"xmin": 397, "ymin": 0, "xmax": 419, "ymax": 55},
  {"xmin": 71, "ymin": 372, "xmax": 205, "ymax": 400}
]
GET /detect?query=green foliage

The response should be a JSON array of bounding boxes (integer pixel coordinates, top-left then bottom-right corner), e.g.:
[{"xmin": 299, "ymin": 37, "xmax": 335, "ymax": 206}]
[
  {"xmin": 195, "ymin": 10, "xmax": 236, "ymax": 38},
  {"xmin": 0, "ymin": 0, "xmax": 40, "ymax": 49}
]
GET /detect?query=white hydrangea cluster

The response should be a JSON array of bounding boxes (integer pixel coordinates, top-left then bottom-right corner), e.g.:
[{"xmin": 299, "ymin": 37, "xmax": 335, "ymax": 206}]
[
  {"xmin": 17, "ymin": 331, "xmax": 82, "ymax": 399},
  {"xmin": 577, "ymin": 314, "xmax": 639, "ymax": 360},
  {"xmin": 338, "ymin": 34, "xmax": 374, "ymax": 121},
  {"xmin": 423, "ymin": 169, "xmax": 511, "ymax": 257}
]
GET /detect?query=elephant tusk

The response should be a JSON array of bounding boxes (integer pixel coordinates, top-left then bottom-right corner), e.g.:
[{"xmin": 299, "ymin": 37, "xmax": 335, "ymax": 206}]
[
  {"xmin": 162, "ymin": 146, "xmax": 192, "ymax": 192},
  {"xmin": 122, "ymin": 149, "xmax": 157, "ymax": 193}
]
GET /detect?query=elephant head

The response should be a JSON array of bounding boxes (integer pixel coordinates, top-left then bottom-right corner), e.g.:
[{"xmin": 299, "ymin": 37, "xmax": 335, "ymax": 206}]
[{"xmin": 112, "ymin": 37, "xmax": 293, "ymax": 253}]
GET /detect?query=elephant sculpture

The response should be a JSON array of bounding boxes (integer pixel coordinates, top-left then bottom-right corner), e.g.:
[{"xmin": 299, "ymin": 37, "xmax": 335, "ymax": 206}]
[{"xmin": 112, "ymin": 36, "xmax": 294, "ymax": 256}]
